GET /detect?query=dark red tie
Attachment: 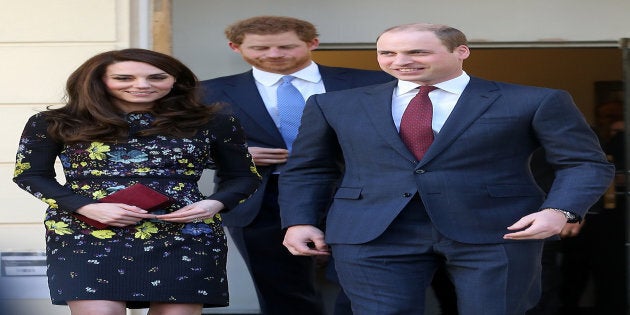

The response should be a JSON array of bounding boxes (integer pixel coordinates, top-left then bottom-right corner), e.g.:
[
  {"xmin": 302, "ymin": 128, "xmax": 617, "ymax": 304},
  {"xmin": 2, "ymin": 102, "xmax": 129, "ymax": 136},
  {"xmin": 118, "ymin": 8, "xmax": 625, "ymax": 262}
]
[{"xmin": 400, "ymin": 86, "xmax": 437, "ymax": 160}]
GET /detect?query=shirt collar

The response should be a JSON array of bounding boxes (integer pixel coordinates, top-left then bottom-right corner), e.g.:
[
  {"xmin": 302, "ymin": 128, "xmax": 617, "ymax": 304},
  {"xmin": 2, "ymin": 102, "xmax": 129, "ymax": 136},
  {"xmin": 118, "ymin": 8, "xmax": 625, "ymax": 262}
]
[
  {"xmin": 396, "ymin": 71, "xmax": 471, "ymax": 96},
  {"xmin": 252, "ymin": 61, "xmax": 322, "ymax": 86}
]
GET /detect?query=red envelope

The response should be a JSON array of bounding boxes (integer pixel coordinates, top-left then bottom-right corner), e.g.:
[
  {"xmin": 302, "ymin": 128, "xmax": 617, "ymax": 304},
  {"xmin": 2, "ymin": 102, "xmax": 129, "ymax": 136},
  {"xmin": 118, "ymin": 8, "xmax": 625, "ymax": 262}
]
[{"xmin": 73, "ymin": 183, "xmax": 173, "ymax": 229}]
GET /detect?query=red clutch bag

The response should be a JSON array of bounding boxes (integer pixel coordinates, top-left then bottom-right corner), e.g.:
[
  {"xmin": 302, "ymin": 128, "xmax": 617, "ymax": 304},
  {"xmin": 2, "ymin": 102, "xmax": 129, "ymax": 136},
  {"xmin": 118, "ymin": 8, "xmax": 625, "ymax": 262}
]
[{"xmin": 73, "ymin": 183, "xmax": 173, "ymax": 229}]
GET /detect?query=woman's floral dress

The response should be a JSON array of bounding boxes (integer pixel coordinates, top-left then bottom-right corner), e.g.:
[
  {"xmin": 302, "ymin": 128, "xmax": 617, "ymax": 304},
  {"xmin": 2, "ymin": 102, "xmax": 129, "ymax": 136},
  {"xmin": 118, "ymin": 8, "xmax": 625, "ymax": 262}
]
[{"xmin": 13, "ymin": 112, "xmax": 260, "ymax": 308}]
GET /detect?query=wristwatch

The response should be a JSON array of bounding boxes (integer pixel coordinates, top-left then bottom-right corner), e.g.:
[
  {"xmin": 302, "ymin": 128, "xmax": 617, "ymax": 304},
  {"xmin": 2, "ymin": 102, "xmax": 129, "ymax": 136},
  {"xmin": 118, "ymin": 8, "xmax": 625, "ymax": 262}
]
[{"xmin": 548, "ymin": 208, "xmax": 580, "ymax": 223}]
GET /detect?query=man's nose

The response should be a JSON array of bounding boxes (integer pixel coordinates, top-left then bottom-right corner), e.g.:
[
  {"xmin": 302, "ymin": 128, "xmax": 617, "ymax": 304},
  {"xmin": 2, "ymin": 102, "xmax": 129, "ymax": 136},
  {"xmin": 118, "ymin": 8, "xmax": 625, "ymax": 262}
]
[
  {"xmin": 392, "ymin": 54, "xmax": 412, "ymax": 65},
  {"xmin": 267, "ymin": 47, "xmax": 284, "ymax": 57}
]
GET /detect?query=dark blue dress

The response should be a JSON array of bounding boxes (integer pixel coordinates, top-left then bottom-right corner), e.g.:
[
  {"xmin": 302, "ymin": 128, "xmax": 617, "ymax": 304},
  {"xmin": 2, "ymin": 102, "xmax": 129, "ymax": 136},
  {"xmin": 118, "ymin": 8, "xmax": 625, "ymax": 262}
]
[{"xmin": 13, "ymin": 112, "xmax": 260, "ymax": 308}]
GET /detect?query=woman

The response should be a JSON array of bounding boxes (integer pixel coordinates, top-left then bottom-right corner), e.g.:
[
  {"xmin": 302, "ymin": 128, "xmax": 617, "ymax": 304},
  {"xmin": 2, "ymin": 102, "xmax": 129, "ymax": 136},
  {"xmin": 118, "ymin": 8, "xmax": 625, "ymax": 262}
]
[{"xmin": 13, "ymin": 48, "xmax": 261, "ymax": 314}]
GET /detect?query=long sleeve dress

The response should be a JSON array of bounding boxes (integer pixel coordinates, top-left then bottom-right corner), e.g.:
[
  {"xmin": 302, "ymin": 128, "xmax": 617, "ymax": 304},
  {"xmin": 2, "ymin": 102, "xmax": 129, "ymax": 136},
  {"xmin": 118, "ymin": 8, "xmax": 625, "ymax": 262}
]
[{"xmin": 13, "ymin": 111, "xmax": 260, "ymax": 308}]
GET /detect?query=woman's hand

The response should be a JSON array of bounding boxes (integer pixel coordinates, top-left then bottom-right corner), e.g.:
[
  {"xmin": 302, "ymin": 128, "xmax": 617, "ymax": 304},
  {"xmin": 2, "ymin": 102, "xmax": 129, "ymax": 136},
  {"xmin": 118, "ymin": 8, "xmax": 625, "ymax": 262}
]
[
  {"xmin": 75, "ymin": 203, "xmax": 156, "ymax": 227},
  {"xmin": 156, "ymin": 200, "xmax": 225, "ymax": 223}
]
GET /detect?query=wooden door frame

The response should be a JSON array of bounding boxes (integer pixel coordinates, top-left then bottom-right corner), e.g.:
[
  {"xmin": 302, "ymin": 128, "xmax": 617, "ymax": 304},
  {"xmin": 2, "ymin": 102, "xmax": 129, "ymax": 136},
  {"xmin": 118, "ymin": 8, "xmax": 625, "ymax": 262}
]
[{"xmin": 152, "ymin": 0, "xmax": 172, "ymax": 54}]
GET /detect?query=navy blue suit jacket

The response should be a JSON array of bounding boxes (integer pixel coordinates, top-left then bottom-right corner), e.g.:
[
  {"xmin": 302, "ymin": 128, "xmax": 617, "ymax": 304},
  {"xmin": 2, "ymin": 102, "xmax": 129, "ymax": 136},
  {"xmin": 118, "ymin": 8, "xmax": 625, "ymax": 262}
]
[
  {"xmin": 279, "ymin": 77, "xmax": 615, "ymax": 244},
  {"xmin": 200, "ymin": 64, "xmax": 394, "ymax": 227}
]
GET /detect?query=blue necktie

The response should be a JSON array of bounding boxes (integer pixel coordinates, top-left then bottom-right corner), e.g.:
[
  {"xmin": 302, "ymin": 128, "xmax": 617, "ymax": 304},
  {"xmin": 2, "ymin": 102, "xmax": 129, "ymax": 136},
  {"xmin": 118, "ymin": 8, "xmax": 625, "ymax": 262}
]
[{"xmin": 276, "ymin": 76, "xmax": 305, "ymax": 152}]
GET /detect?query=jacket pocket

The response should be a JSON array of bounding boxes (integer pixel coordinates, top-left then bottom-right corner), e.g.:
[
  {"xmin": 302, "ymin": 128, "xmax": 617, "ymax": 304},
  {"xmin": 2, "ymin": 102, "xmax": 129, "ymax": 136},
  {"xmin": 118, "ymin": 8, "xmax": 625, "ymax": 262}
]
[{"xmin": 334, "ymin": 187, "xmax": 362, "ymax": 199}]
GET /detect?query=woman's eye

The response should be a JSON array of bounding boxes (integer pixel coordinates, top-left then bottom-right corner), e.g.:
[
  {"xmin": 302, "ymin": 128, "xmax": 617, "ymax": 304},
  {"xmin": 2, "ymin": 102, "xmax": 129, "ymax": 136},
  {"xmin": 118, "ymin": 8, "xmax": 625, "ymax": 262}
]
[{"xmin": 149, "ymin": 76, "xmax": 169, "ymax": 80}]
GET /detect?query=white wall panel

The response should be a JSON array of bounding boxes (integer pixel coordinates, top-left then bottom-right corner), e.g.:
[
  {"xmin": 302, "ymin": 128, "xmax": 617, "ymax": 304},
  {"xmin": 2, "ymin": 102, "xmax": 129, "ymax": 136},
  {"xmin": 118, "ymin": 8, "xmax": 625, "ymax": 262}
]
[
  {"xmin": 0, "ymin": 0, "xmax": 117, "ymax": 42},
  {"xmin": 0, "ymin": 226, "xmax": 45, "ymax": 250},
  {"xmin": 0, "ymin": 45, "xmax": 119, "ymax": 104}
]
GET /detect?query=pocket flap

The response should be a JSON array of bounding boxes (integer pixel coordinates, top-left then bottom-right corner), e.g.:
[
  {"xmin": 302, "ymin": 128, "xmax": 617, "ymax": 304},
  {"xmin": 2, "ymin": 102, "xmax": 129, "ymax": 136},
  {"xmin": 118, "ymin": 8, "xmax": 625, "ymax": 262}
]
[{"xmin": 334, "ymin": 187, "xmax": 362, "ymax": 199}]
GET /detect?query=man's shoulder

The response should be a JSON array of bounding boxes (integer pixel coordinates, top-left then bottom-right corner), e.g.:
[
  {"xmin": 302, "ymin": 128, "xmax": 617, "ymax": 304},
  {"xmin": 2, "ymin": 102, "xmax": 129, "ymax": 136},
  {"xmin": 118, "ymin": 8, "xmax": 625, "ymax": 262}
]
[
  {"xmin": 200, "ymin": 71, "xmax": 253, "ymax": 87},
  {"xmin": 318, "ymin": 64, "xmax": 391, "ymax": 77},
  {"xmin": 199, "ymin": 71, "xmax": 255, "ymax": 103},
  {"xmin": 468, "ymin": 76, "xmax": 562, "ymax": 94},
  {"xmin": 317, "ymin": 80, "xmax": 394, "ymax": 98},
  {"xmin": 317, "ymin": 65, "xmax": 394, "ymax": 89},
  {"xmin": 319, "ymin": 64, "xmax": 380, "ymax": 73}
]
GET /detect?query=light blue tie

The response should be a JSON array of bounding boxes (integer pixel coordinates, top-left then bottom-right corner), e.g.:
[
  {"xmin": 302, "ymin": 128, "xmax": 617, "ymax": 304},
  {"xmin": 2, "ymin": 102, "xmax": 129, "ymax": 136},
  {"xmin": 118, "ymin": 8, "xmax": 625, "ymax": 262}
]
[{"xmin": 276, "ymin": 75, "xmax": 305, "ymax": 152}]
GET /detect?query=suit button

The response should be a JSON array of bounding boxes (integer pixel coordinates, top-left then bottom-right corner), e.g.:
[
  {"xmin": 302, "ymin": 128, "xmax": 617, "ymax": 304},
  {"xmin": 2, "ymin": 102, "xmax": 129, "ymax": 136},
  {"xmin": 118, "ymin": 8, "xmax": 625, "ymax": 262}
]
[
  {"xmin": 415, "ymin": 169, "xmax": 426, "ymax": 174},
  {"xmin": 403, "ymin": 193, "xmax": 412, "ymax": 197}
]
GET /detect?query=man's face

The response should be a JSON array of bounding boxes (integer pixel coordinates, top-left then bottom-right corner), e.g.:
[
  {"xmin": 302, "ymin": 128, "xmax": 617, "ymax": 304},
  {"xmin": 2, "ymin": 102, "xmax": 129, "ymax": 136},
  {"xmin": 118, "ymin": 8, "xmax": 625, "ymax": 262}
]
[
  {"xmin": 376, "ymin": 30, "xmax": 469, "ymax": 85},
  {"xmin": 229, "ymin": 31, "xmax": 319, "ymax": 74}
]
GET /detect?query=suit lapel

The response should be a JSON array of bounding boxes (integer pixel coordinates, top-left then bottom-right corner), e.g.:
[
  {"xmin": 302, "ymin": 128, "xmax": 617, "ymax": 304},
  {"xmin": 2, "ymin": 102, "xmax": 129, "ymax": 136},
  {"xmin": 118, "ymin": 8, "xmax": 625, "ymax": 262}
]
[
  {"xmin": 357, "ymin": 77, "xmax": 501, "ymax": 163},
  {"xmin": 419, "ymin": 77, "xmax": 500, "ymax": 166},
  {"xmin": 222, "ymin": 72, "xmax": 285, "ymax": 146},
  {"xmin": 362, "ymin": 81, "xmax": 418, "ymax": 161}
]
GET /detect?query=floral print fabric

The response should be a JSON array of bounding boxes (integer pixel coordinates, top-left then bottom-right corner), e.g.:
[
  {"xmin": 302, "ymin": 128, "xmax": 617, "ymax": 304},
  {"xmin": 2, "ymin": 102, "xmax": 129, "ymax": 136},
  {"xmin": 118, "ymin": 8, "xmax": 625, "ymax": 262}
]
[{"xmin": 13, "ymin": 112, "xmax": 260, "ymax": 308}]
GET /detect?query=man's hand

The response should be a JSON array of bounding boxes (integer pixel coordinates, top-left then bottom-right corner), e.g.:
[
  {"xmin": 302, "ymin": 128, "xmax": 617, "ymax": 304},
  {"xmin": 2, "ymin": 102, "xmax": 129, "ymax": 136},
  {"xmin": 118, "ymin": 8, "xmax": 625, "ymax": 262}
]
[
  {"xmin": 503, "ymin": 208, "xmax": 569, "ymax": 240},
  {"xmin": 248, "ymin": 147, "xmax": 289, "ymax": 166},
  {"xmin": 559, "ymin": 221, "xmax": 583, "ymax": 238},
  {"xmin": 283, "ymin": 225, "xmax": 331, "ymax": 256}
]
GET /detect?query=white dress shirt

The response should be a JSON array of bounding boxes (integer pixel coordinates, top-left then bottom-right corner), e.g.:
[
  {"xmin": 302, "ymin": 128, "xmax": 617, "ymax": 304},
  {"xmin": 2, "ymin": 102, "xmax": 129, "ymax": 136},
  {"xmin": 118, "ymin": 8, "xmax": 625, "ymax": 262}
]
[{"xmin": 392, "ymin": 72, "xmax": 471, "ymax": 134}]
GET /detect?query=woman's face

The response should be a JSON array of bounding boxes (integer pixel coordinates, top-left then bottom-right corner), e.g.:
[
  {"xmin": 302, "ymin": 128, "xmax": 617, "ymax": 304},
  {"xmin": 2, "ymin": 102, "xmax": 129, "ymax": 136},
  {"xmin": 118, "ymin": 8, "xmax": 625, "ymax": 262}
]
[{"xmin": 103, "ymin": 61, "xmax": 176, "ymax": 112}]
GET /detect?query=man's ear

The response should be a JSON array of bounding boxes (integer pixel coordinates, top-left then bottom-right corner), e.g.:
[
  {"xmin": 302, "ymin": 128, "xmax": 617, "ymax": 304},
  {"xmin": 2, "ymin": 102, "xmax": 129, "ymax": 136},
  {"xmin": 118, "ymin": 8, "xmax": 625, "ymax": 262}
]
[
  {"xmin": 307, "ymin": 38, "xmax": 320, "ymax": 51},
  {"xmin": 455, "ymin": 45, "xmax": 470, "ymax": 60},
  {"xmin": 228, "ymin": 42, "xmax": 241, "ymax": 53}
]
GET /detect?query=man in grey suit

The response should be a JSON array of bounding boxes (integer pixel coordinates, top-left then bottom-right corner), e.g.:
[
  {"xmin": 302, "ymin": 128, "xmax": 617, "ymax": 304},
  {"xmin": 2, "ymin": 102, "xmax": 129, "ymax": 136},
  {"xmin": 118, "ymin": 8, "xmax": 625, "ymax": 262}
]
[
  {"xmin": 200, "ymin": 16, "xmax": 393, "ymax": 315},
  {"xmin": 280, "ymin": 23, "xmax": 614, "ymax": 315}
]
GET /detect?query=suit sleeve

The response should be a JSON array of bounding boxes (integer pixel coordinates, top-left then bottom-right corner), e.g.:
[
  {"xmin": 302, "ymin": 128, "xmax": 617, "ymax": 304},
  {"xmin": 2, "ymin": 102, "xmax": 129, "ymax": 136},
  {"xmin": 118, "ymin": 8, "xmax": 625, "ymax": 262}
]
[
  {"xmin": 278, "ymin": 94, "xmax": 344, "ymax": 228},
  {"xmin": 533, "ymin": 89, "xmax": 615, "ymax": 216}
]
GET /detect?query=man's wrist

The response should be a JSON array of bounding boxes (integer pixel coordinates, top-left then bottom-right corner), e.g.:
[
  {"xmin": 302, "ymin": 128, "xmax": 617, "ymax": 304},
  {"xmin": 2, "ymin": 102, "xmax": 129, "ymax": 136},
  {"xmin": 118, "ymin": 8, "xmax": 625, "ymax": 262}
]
[{"xmin": 547, "ymin": 208, "xmax": 581, "ymax": 223}]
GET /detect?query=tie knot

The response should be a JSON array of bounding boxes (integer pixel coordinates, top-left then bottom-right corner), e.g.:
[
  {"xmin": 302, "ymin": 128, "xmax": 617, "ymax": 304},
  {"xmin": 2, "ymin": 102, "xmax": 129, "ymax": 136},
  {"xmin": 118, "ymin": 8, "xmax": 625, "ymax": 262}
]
[
  {"xmin": 418, "ymin": 85, "xmax": 437, "ymax": 95},
  {"xmin": 281, "ymin": 75, "xmax": 296, "ymax": 84}
]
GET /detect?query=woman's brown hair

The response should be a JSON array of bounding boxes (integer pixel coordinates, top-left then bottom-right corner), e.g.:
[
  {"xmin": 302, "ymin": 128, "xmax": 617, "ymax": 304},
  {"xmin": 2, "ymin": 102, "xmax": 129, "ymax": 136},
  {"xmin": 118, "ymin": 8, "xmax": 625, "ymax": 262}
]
[{"xmin": 45, "ymin": 48, "xmax": 219, "ymax": 143}]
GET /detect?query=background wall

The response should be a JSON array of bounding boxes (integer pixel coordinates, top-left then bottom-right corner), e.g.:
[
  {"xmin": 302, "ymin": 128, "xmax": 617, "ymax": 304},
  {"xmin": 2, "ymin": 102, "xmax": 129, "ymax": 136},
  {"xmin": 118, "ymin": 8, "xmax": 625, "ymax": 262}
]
[{"xmin": 172, "ymin": 0, "xmax": 630, "ymax": 79}]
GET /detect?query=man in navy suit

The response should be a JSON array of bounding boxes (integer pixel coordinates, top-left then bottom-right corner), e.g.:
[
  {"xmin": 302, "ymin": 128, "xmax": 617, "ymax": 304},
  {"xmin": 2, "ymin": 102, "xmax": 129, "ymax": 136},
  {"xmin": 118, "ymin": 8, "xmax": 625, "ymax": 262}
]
[
  {"xmin": 279, "ymin": 23, "xmax": 614, "ymax": 315},
  {"xmin": 200, "ymin": 16, "xmax": 393, "ymax": 315}
]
